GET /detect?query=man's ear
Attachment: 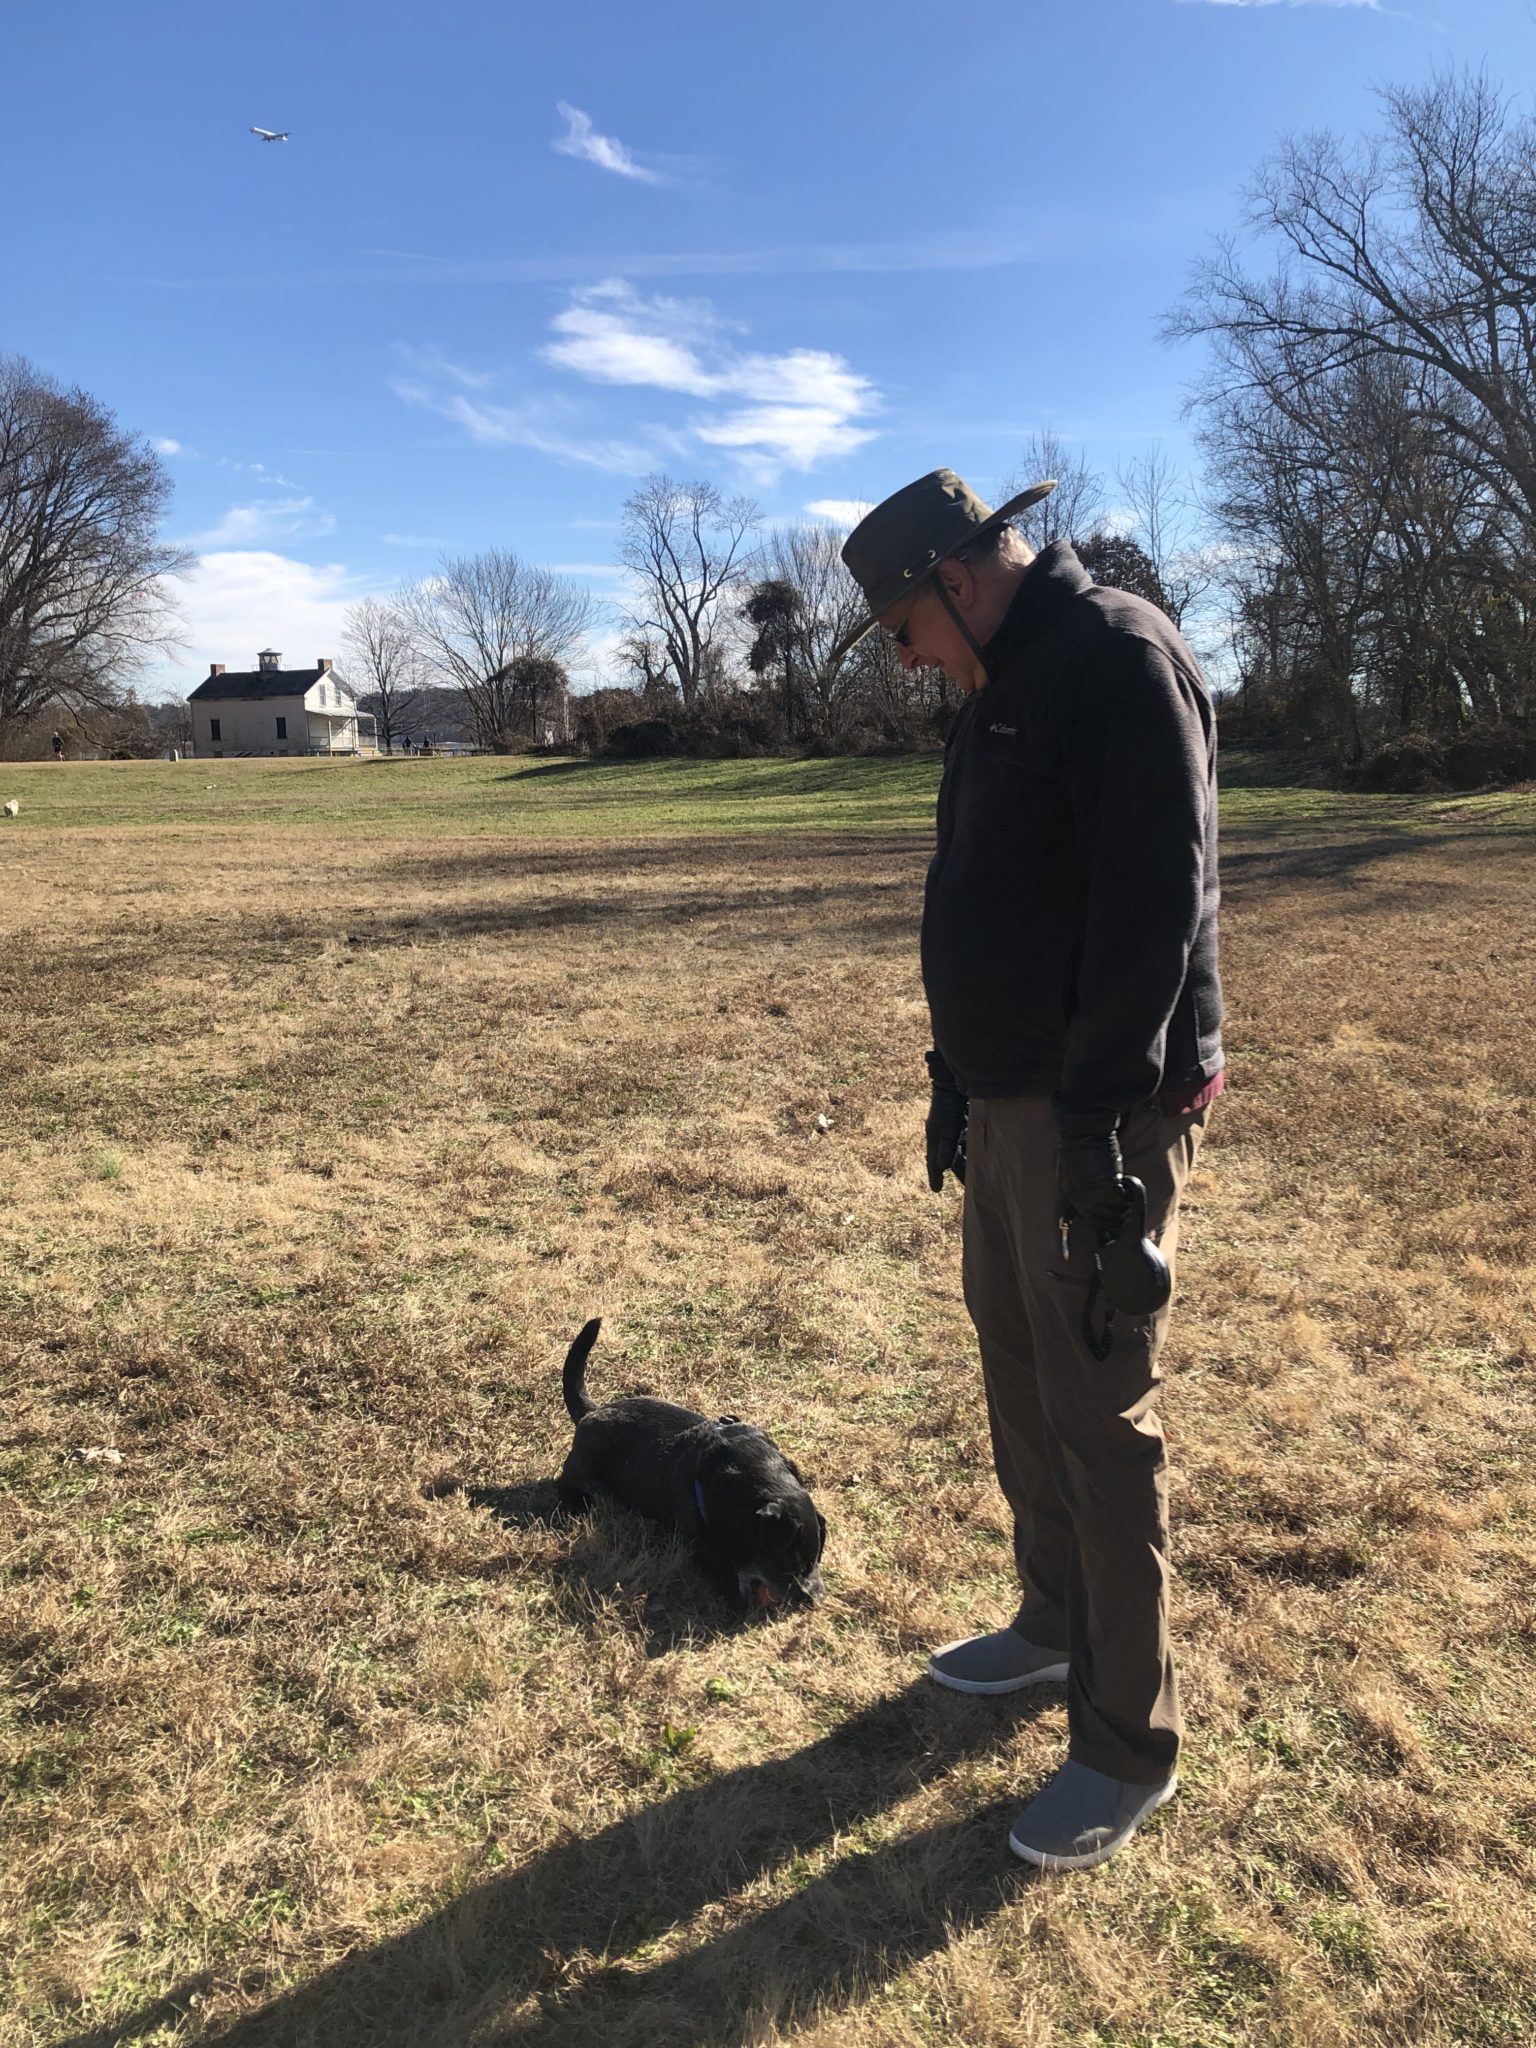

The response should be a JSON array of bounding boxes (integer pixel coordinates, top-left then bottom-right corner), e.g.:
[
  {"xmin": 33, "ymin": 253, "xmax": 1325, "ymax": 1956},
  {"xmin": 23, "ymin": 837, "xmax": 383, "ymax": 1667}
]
[{"xmin": 936, "ymin": 556, "xmax": 976, "ymax": 610}]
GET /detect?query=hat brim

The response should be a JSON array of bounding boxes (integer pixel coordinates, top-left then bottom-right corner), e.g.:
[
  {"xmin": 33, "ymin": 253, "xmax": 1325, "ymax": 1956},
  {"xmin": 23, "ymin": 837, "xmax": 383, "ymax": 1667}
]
[{"xmin": 829, "ymin": 478, "xmax": 1057, "ymax": 666}]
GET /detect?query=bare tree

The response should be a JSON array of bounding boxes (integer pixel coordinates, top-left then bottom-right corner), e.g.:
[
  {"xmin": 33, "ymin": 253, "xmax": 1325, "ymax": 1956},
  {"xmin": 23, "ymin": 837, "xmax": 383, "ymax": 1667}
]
[
  {"xmin": 1168, "ymin": 69, "xmax": 1536, "ymax": 542},
  {"xmin": 0, "ymin": 355, "xmax": 190, "ymax": 750},
  {"xmin": 998, "ymin": 429, "xmax": 1104, "ymax": 552},
  {"xmin": 613, "ymin": 627, "xmax": 677, "ymax": 708},
  {"xmin": 749, "ymin": 520, "xmax": 875, "ymax": 737},
  {"xmin": 1115, "ymin": 446, "xmax": 1217, "ymax": 631},
  {"xmin": 341, "ymin": 594, "xmax": 423, "ymax": 754},
  {"xmin": 1170, "ymin": 69, "xmax": 1536, "ymax": 755},
  {"xmin": 618, "ymin": 475, "xmax": 759, "ymax": 711},
  {"xmin": 400, "ymin": 551, "xmax": 595, "ymax": 751}
]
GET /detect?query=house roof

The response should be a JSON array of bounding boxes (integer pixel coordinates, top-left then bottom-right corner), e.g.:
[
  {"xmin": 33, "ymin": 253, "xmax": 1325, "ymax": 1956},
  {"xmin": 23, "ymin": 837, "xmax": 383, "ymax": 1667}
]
[{"xmin": 189, "ymin": 667, "xmax": 354, "ymax": 702}]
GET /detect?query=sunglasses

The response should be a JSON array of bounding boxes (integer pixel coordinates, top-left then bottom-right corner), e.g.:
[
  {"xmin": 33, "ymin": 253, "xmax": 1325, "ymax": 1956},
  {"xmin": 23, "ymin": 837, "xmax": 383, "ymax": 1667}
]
[{"xmin": 884, "ymin": 602, "xmax": 919, "ymax": 650}]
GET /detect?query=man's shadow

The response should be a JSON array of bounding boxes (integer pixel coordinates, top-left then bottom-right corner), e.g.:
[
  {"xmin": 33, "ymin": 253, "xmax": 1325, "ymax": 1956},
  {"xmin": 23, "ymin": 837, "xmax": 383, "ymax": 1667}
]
[{"xmin": 65, "ymin": 1683, "xmax": 1055, "ymax": 2047}]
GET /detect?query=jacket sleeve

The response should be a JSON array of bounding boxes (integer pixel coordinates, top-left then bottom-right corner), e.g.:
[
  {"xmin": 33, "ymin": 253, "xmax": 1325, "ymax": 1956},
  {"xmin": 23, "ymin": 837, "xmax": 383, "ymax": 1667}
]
[{"xmin": 1055, "ymin": 630, "xmax": 1214, "ymax": 1116}]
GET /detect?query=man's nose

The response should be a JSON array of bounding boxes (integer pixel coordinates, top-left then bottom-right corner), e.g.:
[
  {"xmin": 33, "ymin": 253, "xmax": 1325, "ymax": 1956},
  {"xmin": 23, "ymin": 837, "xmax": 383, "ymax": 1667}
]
[{"xmin": 896, "ymin": 640, "xmax": 921, "ymax": 672}]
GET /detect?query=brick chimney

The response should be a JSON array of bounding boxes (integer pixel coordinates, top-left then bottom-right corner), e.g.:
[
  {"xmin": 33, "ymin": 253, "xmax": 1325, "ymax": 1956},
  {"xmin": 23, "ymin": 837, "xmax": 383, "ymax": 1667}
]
[
  {"xmin": 209, "ymin": 663, "xmax": 225, "ymax": 677},
  {"xmin": 317, "ymin": 657, "xmax": 333, "ymax": 672}
]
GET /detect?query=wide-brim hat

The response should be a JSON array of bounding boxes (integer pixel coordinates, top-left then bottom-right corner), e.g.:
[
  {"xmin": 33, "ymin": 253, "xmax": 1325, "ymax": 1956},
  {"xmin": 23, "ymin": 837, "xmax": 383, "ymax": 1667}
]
[{"xmin": 831, "ymin": 468, "xmax": 1057, "ymax": 664}]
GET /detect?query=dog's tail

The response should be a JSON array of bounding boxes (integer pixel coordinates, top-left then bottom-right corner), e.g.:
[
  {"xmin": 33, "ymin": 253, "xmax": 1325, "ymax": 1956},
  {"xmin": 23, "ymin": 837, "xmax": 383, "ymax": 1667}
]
[{"xmin": 562, "ymin": 1318, "xmax": 602, "ymax": 1422}]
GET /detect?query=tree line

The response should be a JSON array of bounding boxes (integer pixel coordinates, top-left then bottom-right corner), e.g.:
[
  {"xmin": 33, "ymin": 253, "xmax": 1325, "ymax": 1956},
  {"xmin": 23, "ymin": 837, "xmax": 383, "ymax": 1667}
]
[
  {"xmin": 6, "ymin": 69, "xmax": 1535, "ymax": 781},
  {"xmin": 343, "ymin": 450, "xmax": 1197, "ymax": 759},
  {"xmin": 1170, "ymin": 68, "xmax": 1536, "ymax": 781}
]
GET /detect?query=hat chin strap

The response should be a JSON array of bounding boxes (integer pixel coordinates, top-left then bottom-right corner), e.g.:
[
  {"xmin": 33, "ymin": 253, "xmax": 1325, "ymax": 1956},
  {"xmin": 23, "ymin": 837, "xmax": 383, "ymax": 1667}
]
[{"xmin": 931, "ymin": 573, "xmax": 993, "ymax": 682}]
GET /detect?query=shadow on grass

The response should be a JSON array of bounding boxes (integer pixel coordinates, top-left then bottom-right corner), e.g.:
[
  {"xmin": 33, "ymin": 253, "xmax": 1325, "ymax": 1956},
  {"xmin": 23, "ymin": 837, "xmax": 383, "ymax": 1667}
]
[
  {"xmin": 492, "ymin": 757, "xmax": 941, "ymax": 799},
  {"xmin": 1220, "ymin": 825, "xmax": 1533, "ymax": 903},
  {"xmin": 332, "ymin": 866, "xmax": 923, "ymax": 953},
  {"xmin": 460, "ymin": 1483, "xmax": 794, "ymax": 1655},
  {"xmin": 462, "ymin": 1478, "xmax": 569, "ymax": 1527},
  {"xmin": 61, "ymin": 1684, "xmax": 1045, "ymax": 2048},
  {"xmin": 350, "ymin": 822, "xmax": 1523, "ymax": 955},
  {"xmin": 496, "ymin": 760, "xmax": 595, "ymax": 783},
  {"xmin": 383, "ymin": 827, "xmax": 924, "ymax": 883}
]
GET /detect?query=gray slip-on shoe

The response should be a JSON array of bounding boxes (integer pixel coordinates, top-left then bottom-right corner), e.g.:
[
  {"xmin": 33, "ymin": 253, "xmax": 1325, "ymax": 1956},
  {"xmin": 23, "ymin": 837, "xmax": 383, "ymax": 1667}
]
[
  {"xmin": 928, "ymin": 1626, "xmax": 1070, "ymax": 1695},
  {"xmin": 1007, "ymin": 1760, "xmax": 1179, "ymax": 1871}
]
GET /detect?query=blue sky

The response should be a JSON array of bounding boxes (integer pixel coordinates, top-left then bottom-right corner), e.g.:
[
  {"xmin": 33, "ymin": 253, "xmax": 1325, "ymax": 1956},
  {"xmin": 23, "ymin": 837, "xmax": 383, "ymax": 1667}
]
[{"xmin": 8, "ymin": 0, "xmax": 1535, "ymax": 693}]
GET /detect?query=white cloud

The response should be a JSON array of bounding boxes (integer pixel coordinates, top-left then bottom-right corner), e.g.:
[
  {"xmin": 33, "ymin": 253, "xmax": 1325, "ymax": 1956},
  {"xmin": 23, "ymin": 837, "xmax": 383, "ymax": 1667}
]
[
  {"xmin": 544, "ymin": 290, "xmax": 717, "ymax": 394},
  {"xmin": 394, "ymin": 344, "xmax": 496, "ymax": 391},
  {"xmin": 805, "ymin": 499, "xmax": 872, "ymax": 527},
  {"xmin": 156, "ymin": 551, "xmax": 374, "ymax": 690},
  {"xmin": 381, "ymin": 531, "xmax": 456, "ymax": 548},
  {"xmin": 179, "ymin": 496, "xmax": 336, "ymax": 549},
  {"xmin": 392, "ymin": 281, "xmax": 880, "ymax": 486},
  {"xmin": 391, "ymin": 377, "xmax": 656, "ymax": 473},
  {"xmin": 1099, "ymin": 503, "xmax": 1140, "ymax": 537},
  {"xmin": 553, "ymin": 102, "xmax": 662, "ymax": 184},
  {"xmin": 541, "ymin": 280, "xmax": 879, "ymax": 483},
  {"xmin": 1176, "ymin": 1, "xmax": 1382, "ymax": 8},
  {"xmin": 696, "ymin": 404, "xmax": 872, "ymax": 485},
  {"xmin": 214, "ymin": 457, "xmax": 301, "ymax": 488},
  {"xmin": 154, "ymin": 436, "xmax": 187, "ymax": 456}
]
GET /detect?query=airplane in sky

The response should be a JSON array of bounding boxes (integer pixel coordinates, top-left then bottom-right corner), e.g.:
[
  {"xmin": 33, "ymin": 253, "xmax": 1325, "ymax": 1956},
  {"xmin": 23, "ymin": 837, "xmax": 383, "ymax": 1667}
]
[{"xmin": 249, "ymin": 126, "xmax": 290, "ymax": 142}]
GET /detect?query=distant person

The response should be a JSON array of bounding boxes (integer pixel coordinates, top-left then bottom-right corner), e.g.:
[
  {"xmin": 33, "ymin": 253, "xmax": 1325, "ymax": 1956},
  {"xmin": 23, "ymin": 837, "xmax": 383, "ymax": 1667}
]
[
  {"xmin": 833, "ymin": 470, "xmax": 1223, "ymax": 1872},
  {"xmin": 51, "ymin": 729, "xmax": 64, "ymax": 760}
]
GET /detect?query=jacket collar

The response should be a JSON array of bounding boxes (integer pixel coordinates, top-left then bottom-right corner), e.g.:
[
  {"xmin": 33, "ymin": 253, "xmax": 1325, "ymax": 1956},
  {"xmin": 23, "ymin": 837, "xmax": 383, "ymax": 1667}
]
[{"xmin": 981, "ymin": 540, "xmax": 1093, "ymax": 680}]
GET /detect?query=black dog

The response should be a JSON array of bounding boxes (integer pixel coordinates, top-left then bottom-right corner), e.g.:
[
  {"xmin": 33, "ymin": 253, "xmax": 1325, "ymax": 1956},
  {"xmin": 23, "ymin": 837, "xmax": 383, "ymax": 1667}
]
[{"xmin": 557, "ymin": 1318, "xmax": 826, "ymax": 1614}]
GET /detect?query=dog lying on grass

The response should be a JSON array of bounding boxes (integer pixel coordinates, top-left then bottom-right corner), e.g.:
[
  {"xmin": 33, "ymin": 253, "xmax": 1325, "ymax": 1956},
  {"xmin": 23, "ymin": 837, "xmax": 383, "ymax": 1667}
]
[{"xmin": 558, "ymin": 1318, "xmax": 826, "ymax": 1614}]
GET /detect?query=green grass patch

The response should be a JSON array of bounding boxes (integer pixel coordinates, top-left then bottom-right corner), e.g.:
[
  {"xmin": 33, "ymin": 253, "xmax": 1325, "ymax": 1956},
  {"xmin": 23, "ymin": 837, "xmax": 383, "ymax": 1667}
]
[{"xmin": 4, "ymin": 749, "xmax": 1534, "ymax": 840}]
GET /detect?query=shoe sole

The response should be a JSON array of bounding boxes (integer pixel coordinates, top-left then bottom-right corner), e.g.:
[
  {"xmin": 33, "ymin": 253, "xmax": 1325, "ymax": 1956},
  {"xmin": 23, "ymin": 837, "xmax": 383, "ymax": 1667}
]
[
  {"xmin": 927, "ymin": 1642, "xmax": 1070, "ymax": 1696},
  {"xmin": 1007, "ymin": 1775, "xmax": 1179, "ymax": 1871}
]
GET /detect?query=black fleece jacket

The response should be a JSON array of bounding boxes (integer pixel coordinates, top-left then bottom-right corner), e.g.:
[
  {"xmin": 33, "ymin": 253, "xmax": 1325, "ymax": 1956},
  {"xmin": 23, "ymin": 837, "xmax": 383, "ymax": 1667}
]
[{"xmin": 921, "ymin": 541, "xmax": 1223, "ymax": 1115}]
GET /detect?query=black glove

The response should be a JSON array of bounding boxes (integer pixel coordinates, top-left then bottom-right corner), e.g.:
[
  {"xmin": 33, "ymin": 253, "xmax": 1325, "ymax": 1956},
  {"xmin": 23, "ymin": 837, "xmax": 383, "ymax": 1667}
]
[
  {"xmin": 925, "ymin": 1048, "xmax": 967, "ymax": 1192},
  {"xmin": 1055, "ymin": 1105, "xmax": 1130, "ymax": 1233}
]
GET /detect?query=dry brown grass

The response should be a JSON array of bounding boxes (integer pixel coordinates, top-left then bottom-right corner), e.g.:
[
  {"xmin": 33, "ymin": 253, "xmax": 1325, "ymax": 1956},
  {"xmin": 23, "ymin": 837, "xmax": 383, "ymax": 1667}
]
[{"xmin": 3, "ymin": 765, "xmax": 1535, "ymax": 2047}]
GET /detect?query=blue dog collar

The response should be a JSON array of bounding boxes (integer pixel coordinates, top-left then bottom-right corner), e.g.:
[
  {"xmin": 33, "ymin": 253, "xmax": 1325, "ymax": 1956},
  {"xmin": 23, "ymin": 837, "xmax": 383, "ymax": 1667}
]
[{"xmin": 693, "ymin": 1477, "xmax": 708, "ymax": 1522}]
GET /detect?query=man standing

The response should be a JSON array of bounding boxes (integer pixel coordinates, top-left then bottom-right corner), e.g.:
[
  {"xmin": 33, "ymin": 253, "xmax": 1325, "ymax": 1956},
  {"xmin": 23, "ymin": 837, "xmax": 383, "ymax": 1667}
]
[{"xmin": 835, "ymin": 470, "xmax": 1223, "ymax": 1871}]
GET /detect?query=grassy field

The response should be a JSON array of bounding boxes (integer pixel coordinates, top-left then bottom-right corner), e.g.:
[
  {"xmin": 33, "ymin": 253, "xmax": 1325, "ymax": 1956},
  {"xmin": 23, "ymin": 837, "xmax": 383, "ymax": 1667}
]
[{"xmin": 2, "ymin": 754, "xmax": 1535, "ymax": 2048}]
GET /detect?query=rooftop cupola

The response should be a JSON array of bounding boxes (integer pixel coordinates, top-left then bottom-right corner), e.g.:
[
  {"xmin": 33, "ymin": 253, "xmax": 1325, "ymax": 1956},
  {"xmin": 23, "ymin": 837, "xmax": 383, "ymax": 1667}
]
[{"xmin": 257, "ymin": 648, "xmax": 282, "ymax": 672}]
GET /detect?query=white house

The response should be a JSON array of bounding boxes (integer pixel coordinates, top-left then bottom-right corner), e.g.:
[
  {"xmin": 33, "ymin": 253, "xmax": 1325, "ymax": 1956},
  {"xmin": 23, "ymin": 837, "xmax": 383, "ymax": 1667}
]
[{"xmin": 188, "ymin": 650, "xmax": 378, "ymax": 758}]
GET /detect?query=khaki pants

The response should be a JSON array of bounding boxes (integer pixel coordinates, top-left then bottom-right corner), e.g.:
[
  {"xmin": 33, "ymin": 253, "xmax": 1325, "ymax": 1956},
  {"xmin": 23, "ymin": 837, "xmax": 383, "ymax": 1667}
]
[{"xmin": 961, "ymin": 1095, "xmax": 1208, "ymax": 1785}]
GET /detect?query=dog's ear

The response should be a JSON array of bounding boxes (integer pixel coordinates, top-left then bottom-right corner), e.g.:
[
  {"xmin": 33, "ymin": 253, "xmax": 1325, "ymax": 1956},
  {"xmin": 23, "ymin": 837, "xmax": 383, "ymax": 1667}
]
[
  {"xmin": 782, "ymin": 1456, "xmax": 806, "ymax": 1485},
  {"xmin": 815, "ymin": 1512, "xmax": 828, "ymax": 1559},
  {"xmin": 757, "ymin": 1501, "xmax": 785, "ymax": 1520}
]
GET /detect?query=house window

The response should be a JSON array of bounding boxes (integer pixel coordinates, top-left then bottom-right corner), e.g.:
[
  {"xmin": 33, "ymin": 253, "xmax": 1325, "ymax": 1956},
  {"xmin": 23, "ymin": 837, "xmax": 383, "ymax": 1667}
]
[
  {"xmin": 276, "ymin": 716, "xmax": 287, "ymax": 739},
  {"xmin": 210, "ymin": 717, "xmax": 222, "ymax": 741}
]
